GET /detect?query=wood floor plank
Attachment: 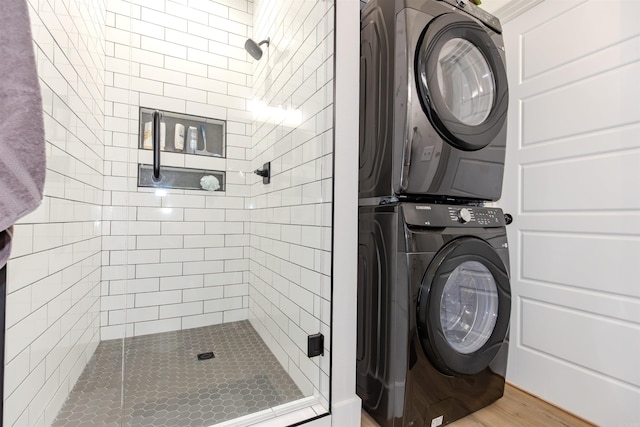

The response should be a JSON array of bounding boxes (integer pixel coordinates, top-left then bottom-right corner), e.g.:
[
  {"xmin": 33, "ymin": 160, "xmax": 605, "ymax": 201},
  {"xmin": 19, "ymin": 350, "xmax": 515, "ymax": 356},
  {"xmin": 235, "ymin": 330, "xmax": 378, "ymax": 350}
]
[{"xmin": 361, "ymin": 384, "xmax": 595, "ymax": 427}]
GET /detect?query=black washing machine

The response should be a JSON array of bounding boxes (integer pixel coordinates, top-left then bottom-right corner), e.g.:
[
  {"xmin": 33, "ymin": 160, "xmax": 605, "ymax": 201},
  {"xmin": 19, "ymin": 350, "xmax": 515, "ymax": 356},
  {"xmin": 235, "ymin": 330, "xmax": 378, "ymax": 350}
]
[
  {"xmin": 359, "ymin": 0, "xmax": 509, "ymax": 202},
  {"xmin": 357, "ymin": 203, "xmax": 510, "ymax": 427}
]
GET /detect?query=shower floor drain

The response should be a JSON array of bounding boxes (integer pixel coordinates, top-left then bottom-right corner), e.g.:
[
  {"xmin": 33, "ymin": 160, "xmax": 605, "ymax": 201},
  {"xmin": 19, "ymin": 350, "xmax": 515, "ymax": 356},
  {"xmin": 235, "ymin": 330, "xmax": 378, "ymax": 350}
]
[{"xmin": 197, "ymin": 352, "xmax": 215, "ymax": 360}]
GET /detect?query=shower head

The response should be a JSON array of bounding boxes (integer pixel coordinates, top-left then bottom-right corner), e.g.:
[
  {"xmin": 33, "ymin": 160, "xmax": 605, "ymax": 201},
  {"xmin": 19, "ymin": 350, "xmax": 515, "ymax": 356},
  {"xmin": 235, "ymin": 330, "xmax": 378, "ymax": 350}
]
[{"xmin": 244, "ymin": 37, "xmax": 270, "ymax": 60}]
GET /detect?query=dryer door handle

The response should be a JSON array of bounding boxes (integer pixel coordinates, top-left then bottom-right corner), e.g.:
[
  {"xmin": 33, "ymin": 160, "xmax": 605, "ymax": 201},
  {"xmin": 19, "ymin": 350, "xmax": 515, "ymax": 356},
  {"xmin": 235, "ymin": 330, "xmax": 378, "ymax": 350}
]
[{"xmin": 401, "ymin": 126, "xmax": 417, "ymax": 191}]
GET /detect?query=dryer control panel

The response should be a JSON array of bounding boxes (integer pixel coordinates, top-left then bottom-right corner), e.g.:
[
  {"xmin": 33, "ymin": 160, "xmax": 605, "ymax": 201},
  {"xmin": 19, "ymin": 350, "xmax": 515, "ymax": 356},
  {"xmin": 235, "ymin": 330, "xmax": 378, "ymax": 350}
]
[{"xmin": 403, "ymin": 204, "xmax": 505, "ymax": 228}]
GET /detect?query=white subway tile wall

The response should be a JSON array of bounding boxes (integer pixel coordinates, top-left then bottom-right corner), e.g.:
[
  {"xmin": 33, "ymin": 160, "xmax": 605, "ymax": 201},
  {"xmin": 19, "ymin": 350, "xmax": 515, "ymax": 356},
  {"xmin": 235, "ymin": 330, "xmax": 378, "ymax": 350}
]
[
  {"xmin": 249, "ymin": 0, "xmax": 334, "ymax": 410},
  {"xmin": 4, "ymin": 0, "xmax": 106, "ymax": 425},
  {"xmin": 5, "ymin": 0, "xmax": 335, "ymax": 424},
  {"xmin": 101, "ymin": 0, "xmax": 255, "ymax": 340}
]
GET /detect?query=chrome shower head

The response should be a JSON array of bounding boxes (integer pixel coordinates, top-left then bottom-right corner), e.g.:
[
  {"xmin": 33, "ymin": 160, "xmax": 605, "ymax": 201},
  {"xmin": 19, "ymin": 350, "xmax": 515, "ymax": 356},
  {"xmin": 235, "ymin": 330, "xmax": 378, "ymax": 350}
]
[{"xmin": 244, "ymin": 37, "xmax": 270, "ymax": 60}]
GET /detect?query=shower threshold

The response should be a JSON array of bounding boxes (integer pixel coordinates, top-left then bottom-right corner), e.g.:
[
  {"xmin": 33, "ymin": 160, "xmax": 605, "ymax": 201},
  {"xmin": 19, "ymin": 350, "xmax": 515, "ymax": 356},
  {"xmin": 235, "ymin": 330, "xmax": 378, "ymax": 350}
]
[{"xmin": 52, "ymin": 320, "xmax": 303, "ymax": 427}]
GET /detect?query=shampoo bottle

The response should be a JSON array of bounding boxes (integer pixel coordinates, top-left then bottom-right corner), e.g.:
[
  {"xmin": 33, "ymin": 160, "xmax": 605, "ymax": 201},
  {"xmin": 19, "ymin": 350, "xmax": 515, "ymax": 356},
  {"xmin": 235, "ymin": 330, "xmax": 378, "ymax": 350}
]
[
  {"xmin": 143, "ymin": 121, "xmax": 152, "ymax": 149},
  {"xmin": 174, "ymin": 123, "xmax": 185, "ymax": 152}
]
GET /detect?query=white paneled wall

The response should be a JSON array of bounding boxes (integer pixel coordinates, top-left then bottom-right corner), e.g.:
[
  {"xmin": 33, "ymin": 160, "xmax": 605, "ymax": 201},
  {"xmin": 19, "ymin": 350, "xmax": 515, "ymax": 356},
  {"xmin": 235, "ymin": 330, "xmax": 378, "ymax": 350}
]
[
  {"xmin": 248, "ymin": 0, "xmax": 334, "ymax": 409},
  {"xmin": 101, "ymin": 0, "xmax": 255, "ymax": 339},
  {"xmin": 4, "ymin": 0, "xmax": 106, "ymax": 425},
  {"xmin": 501, "ymin": 1, "xmax": 640, "ymax": 425}
]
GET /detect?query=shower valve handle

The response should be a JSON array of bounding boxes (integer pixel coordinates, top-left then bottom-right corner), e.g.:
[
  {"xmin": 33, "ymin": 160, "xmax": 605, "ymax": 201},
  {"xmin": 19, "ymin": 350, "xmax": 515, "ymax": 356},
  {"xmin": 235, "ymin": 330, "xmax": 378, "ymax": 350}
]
[{"xmin": 254, "ymin": 162, "xmax": 271, "ymax": 184}]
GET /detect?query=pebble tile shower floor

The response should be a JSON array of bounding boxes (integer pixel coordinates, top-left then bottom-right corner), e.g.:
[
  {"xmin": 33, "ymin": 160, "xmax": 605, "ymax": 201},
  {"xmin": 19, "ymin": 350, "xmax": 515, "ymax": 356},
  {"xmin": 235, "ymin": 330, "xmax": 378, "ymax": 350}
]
[{"xmin": 52, "ymin": 320, "xmax": 303, "ymax": 426}]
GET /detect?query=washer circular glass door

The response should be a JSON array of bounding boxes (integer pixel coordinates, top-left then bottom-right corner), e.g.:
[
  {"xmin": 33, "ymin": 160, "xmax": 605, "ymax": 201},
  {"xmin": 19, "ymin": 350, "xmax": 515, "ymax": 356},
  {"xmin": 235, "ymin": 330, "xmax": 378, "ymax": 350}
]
[
  {"xmin": 417, "ymin": 237, "xmax": 510, "ymax": 375},
  {"xmin": 415, "ymin": 14, "xmax": 508, "ymax": 151},
  {"xmin": 440, "ymin": 260, "xmax": 498, "ymax": 354}
]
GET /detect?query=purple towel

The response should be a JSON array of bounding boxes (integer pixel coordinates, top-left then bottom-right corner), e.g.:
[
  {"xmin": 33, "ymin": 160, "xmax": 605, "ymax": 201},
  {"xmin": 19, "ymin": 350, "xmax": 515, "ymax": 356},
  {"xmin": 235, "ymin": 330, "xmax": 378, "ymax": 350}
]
[{"xmin": 0, "ymin": 0, "xmax": 46, "ymax": 268}]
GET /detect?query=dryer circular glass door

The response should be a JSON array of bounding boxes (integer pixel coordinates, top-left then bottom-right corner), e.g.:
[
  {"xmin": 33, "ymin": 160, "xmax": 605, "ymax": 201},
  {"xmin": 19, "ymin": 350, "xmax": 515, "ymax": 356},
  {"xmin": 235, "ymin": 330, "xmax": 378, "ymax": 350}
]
[
  {"xmin": 415, "ymin": 13, "xmax": 508, "ymax": 151},
  {"xmin": 436, "ymin": 39, "xmax": 495, "ymax": 126},
  {"xmin": 417, "ymin": 237, "xmax": 510, "ymax": 375}
]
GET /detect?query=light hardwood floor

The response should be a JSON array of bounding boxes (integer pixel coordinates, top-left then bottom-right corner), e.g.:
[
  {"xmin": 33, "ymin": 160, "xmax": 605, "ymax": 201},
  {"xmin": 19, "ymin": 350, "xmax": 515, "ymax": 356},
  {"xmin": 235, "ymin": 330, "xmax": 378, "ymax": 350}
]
[{"xmin": 361, "ymin": 384, "xmax": 595, "ymax": 427}]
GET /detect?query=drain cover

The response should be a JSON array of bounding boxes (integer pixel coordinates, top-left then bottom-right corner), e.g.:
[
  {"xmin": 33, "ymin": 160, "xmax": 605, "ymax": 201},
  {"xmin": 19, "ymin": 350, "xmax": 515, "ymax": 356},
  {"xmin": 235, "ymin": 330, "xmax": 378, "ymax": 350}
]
[{"xmin": 197, "ymin": 352, "xmax": 215, "ymax": 360}]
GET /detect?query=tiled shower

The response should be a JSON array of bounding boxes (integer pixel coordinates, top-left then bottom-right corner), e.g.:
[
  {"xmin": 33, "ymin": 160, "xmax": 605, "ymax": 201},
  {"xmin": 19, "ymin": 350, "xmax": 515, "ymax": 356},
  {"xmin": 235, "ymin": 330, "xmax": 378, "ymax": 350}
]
[{"xmin": 4, "ymin": 0, "xmax": 334, "ymax": 425}]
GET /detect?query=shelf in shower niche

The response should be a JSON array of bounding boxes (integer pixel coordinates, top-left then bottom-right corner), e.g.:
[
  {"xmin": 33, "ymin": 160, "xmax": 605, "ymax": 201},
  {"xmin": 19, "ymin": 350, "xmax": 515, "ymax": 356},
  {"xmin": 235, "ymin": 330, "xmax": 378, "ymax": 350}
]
[
  {"xmin": 139, "ymin": 107, "xmax": 226, "ymax": 157},
  {"xmin": 138, "ymin": 164, "xmax": 225, "ymax": 192}
]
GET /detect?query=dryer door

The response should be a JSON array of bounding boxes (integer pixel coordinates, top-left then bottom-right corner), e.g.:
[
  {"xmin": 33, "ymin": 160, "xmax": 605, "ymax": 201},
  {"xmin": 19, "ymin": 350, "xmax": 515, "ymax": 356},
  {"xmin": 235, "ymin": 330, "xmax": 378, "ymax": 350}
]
[
  {"xmin": 415, "ymin": 13, "xmax": 508, "ymax": 151},
  {"xmin": 417, "ymin": 237, "xmax": 510, "ymax": 375}
]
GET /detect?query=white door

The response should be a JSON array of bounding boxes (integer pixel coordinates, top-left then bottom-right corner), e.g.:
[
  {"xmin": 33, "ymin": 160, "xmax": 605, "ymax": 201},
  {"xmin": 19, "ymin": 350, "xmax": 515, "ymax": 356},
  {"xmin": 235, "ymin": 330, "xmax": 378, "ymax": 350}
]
[{"xmin": 500, "ymin": 1, "xmax": 640, "ymax": 425}]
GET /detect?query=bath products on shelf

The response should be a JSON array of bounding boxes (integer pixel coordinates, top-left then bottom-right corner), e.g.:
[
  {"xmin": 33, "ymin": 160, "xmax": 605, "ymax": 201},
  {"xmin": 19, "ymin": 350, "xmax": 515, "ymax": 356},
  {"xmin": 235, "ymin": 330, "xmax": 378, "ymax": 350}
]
[
  {"xmin": 200, "ymin": 125, "xmax": 207, "ymax": 152},
  {"xmin": 143, "ymin": 121, "xmax": 166, "ymax": 150},
  {"xmin": 187, "ymin": 126, "xmax": 198, "ymax": 154},
  {"xmin": 174, "ymin": 123, "xmax": 185, "ymax": 152},
  {"xmin": 143, "ymin": 121, "xmax": 152, "ymax": 149},
  {"xmin": 139, "ymin": 107, "xmax": 226, "ymax": 156},
  {"xmin": 200, "ymin": 175, "xmax": 220, "ymax": 191},
  {"xmin": 160, "ymin": 122, "xmax": 166, "ymax": 150}
]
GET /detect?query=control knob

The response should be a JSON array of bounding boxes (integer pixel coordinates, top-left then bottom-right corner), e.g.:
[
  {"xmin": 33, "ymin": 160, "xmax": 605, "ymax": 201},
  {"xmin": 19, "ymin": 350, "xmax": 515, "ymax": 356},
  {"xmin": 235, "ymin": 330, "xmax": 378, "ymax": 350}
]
[{"xmin": 457, "ymin": 208, "xmax": 472, "ymax": 223}]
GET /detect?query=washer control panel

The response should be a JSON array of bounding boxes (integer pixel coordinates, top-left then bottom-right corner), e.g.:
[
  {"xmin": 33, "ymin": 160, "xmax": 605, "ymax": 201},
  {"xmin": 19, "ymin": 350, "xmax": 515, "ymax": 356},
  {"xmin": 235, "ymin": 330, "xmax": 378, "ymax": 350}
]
[
  {"xmin": 448, "ymin": 206, "xmax": 502, "ymax": 226},
  {"xmin": 404, "ymin": 204, "xmax": 505, "ymax": 228}
]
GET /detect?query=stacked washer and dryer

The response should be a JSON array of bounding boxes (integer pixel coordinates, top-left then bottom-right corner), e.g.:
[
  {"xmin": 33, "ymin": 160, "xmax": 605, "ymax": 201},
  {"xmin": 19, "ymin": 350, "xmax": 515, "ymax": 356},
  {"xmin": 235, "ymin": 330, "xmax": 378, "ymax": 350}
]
[{"xmin": 357, "ymin": 1, "xmax": 511, "ymax": 426}]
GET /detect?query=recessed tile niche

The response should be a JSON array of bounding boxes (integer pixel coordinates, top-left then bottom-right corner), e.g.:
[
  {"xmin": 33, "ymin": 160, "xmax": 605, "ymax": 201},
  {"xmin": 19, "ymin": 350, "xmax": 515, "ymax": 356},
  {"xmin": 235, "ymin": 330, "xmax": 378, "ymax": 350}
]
[
  {"xmin": 137, "ymin": 107, "xmax": 226, "ymax": 191},
  {"xmin": 139, "ymin": 107, "xmax": 226, "ymax": 157},
  {"xmin": 137, "ymin": 164, "xmax": 225, "ymax": 192}
]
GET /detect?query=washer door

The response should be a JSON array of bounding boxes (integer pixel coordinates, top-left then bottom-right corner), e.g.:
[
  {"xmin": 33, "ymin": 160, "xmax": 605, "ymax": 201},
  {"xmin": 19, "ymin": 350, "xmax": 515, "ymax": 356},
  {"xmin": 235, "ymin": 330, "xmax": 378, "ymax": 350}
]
[
  {"xmin": 417, "ymin": 237, "xmax": 510, "ymax": 375},
  {"xmin": 415, "ymin": 13, "xmax": 508, "ymax": 151}
]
